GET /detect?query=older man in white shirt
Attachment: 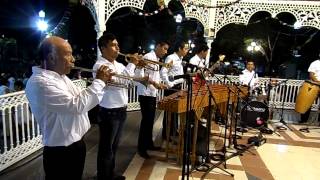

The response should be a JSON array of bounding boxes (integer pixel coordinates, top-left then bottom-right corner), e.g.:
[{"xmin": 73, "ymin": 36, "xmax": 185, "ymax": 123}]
[{"xmin": 25, "ymin": 36, "xmax": 112, "ymax": 180}]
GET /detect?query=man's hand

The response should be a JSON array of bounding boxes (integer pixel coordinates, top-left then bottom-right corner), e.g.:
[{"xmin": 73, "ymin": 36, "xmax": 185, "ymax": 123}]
[
  {"xmin": 96, "ymin": 65, "xmax": 113, "ymax": 83},
  {"xmin": 150, "ymin": 81, "xmax": 168, "ymax": 89},
  {"xmin": 158, "ymin": 83, "xmax": 169, "ymax": 89},
  {"xmin": 127, "ymin": 53, "xmax": 143, "ymax": 66}
]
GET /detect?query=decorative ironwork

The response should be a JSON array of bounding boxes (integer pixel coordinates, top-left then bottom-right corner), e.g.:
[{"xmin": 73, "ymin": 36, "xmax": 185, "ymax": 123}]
[
  {"xmin": 213, "ymin": 0, "xmax": 320, "ymax": 37},
  {"xmin": 50, "ymin": 4, "xmax": 76, "ymax": 38},
  {"xmin": 81, "ymin": 0, "xmax": 320, "ymax": 38},
  {"xmin": 104, "ymin": 0, "xmax": 145, "ymax": 23},
  {"xmin": 81, "ymin": 0, "xmax": 100, "ymax": 32},
  {"xmin": 181, "ymin": 0, "xmax": 210, "ymax": 28}
]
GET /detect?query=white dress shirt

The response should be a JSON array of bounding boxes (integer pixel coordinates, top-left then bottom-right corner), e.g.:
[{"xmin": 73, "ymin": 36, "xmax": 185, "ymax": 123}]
[
  {"xmin": 308, "ymin": 59, "xmax": 320, "ymax": 81},
  {"xmin": 239, "ymin": 69, "xmax": 258, "ymax": 88},
  {"xmin": 93, "ymin": 56, "xmax": 136, "ymax": 108},
  {"xmin": 189, "ymin": 54, "xmax": 205, "ymax": 68},
  {"xmin": 135, "ymin": 51, "xmax": 159, "ymax": 97},
  {"xmin": 160, "ymin": 53, "xmax": 184, "ymax": 87},
  {"xmin": 25, "ymin": 66, "xmax": 105, "ymax": 146}
]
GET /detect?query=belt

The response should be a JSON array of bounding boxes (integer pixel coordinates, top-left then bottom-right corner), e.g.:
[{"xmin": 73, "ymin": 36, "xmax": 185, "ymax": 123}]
[{"xmin": 100, "ymin": 106, "xmax": 127, "ymax": 112}]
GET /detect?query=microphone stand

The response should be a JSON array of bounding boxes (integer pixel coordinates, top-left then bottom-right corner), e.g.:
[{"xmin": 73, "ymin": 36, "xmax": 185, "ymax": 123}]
[
  {"xmin": 200, "ymin": 73, "xmax": 259, "ymax": 180},
  {"xmin": 196, "ymin": 70, "xmax": 234, "ymax": 177},
  {"xmin": 181, "ymin": 73, "xmax": 193, "ymax": 180},
  {"xmin": 274, "ymin": 79, "xmax": 293, "ymax": 131},
  {"xmin": 261, "ymin": 78, "xmax": 281, "ymax": 136}
]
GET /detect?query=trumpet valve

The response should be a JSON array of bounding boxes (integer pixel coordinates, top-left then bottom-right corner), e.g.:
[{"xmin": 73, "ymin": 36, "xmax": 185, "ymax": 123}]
[{"xmin": 165, "ymin": 61, "xmax": 173, "ymax": 68}]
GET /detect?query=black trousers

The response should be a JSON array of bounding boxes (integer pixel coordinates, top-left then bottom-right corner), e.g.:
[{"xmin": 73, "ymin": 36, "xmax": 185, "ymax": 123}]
[
  {"xmin": 138, "ymin": 95, "xmax": 156, "ymax": 152},
  {"xmin": 97, "ymin": 106, "xmax": 127, "ymax": 180},
  {"xmin": 43, "ymin": 139, "xmax": 86, "ymax": 180}
]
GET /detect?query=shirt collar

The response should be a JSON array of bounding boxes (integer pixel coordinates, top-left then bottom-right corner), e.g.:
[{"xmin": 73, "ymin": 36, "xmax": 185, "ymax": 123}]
[
  {"xmin": 32, "ymin": 66, "xmax": 66, "ymax": 79},
  {"xmin": 243, "ymin": 69, "xmax": 254, "ymax": 73},
  {"xmin": 99, "ymin": 56, "xmax": 115, "ymax": 65},
  {"xmin": 150, "ymin": 50, "xmax": 159, "ymax": 61},
  {"xmin": 173, "ymin": 52, "xmax": 182, "ymax": 61}
]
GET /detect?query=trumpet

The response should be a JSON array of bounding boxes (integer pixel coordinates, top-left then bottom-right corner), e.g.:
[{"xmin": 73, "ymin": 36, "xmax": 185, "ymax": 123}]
[
  {"xmin": 72, "ymin": 66, "xmax": 149, "ymax": 88},
  {"xmin": 118, "ymin": 52, "xmax": 173, "ymax": 71}
]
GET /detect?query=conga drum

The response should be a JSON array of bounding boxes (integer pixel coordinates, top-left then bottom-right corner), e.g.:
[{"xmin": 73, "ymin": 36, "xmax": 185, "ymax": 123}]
[{"xmin": 295, "ymin": 80, "xmax": 320, "ymax": 113}]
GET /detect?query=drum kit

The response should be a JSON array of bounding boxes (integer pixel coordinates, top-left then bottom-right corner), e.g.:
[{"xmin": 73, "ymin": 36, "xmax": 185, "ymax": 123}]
[{"xmin": 239, "ymin": 79, "xmax": 286, "ymax": 133}]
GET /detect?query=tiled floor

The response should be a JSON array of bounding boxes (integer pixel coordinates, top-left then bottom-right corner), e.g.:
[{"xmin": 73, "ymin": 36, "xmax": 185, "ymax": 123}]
[
  {"xmin": 123, "ymin": 110, "xmax": 320, "ymax": 180},
  {"xmin": 1, "ymin": 110, "xmax": 320, "ymax": 180}
]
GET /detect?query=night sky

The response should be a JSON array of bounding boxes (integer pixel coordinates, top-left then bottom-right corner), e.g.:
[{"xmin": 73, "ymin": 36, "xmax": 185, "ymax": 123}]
[{"xmin": 0, "ymin": 0, "xmax": 319, "ymax": 78}]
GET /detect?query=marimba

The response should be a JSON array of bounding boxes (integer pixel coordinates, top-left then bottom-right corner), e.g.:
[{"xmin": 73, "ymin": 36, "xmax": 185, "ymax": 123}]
[{"xmin": 158, "ymin": 83, "xmax": 248, "ymax": 164}]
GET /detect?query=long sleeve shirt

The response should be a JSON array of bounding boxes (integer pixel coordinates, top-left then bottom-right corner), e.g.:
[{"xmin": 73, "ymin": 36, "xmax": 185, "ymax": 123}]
[
  {"xmin": 189, "ymin": 54, "xmax": 205, "ymax": 68},
  {"xmin": 239, "ymin": 69, "xmax": 258, "ymax": 88},
  {"xmin": 25, "ymin": 66, "xmax": 105, "ymax": 146},
  {"xmin": 93, "ymin": 56, "xmax": 136, "ymax": 108},
  {"xmin": 160, "ymin": 53, "xmax": 184, "ymax": 87},
  {"xmin": 308, "ymin": 59, "xmax": 320, "ymax": 81},
  {"xmin": 135, "ymin": 51, "xmax": 160, "ymax": 97}
]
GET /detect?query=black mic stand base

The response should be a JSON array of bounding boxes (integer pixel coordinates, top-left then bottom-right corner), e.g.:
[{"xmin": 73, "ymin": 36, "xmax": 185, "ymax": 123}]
[
  {"xmin": 299, "ymin": 126, "xmax": 320, "ymax": 133},
  {"xmin": 275, "ymin": 118, "xmax": 293, "ymax": 131}
]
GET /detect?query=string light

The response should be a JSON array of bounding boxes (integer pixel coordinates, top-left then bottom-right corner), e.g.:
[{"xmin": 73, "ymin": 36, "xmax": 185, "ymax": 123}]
[
  {"xmin": 132, "ymin": 5, "xmax": 167, "ymax": 17},
  {"xmin": 182, "ymin": 0, "xmax": 242, "ymax": 9}
]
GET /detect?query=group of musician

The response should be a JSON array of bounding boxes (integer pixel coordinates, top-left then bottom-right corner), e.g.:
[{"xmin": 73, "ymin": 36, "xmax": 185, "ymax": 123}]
[{"xmin": 24, "ymin": 33, "xmax": 320, "ymax": 180}]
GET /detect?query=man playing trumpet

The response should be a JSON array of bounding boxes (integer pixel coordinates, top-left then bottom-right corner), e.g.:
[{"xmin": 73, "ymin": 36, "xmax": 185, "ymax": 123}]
[
  {"xmin": 25, "ymin": 36, "xmax": 113, "ymax": 180},
  {"xmin": 135, "ymin": 40, "xmax": 169, "ymax": 159},
  {"xmin": 92, "ymin": 32, "xmax": 142, "ymax": 180}
]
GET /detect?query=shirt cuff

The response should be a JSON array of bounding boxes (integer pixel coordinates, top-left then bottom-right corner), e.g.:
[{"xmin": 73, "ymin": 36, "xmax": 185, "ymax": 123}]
[
  {"xmin": 127, "ymin": 63, "xmax": 136, "ymax": 71},
  {"xmin": 89, "ymin": 79, "xmax": 106, "ymax": 101}
]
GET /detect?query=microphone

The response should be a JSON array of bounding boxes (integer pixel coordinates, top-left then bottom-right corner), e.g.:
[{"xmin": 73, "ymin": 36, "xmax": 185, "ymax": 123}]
[
  {"xmin": 181, "ymin": 61, "xmax": 210, "ymax": 72},
  {"xmin": 169, "ymin": 73, "xmax": 198, "ymax": 81}
]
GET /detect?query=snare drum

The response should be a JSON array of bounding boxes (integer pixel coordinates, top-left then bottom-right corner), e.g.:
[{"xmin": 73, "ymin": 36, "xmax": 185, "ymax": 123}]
[
  {"xmin": 295, "ymin": 80, "xmax": 320, "ymax": 114},
  {"xmin": 241, "ymin": 101, "xmax": 269, "ymax": 128},
  {"xmin": 250, "ymin": 84, "xmax": 268, "ymax": 102}
]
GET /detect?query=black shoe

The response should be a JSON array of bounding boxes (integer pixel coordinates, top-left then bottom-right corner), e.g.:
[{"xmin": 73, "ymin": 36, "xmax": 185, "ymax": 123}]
[
  {"xmin": 138, "ymin": 151, "xmax": 150, "ymax": 159},
  {"xmin": 299, "ymin": 119, "xmax": 308, "ymax": 123},
  {"xmin": 237, "ymin": 127, "xmax": 248, "ymax": 133},
  {"xmin": 113, "ymin": 175, "xmax": 126, "ymax": 180},
  {"xmin": 148, "ymin": 145, "xmax": 161, "ymax": 151}
]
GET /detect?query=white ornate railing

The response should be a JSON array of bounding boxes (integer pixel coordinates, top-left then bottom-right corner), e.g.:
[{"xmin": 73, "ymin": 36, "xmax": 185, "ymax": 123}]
[
  {"xmin": 208, "ymin": 74, "xmax": 320, "ymax": 110},
  {"xmin": 0, "ymin": 76, "xmax": 318, "ymax": 172}
]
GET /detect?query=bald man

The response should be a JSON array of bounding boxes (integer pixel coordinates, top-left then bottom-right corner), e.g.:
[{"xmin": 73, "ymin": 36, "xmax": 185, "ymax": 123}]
[{"xmin": 25, "ymin": 36, "xmax": 112, "ymax": 180}]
